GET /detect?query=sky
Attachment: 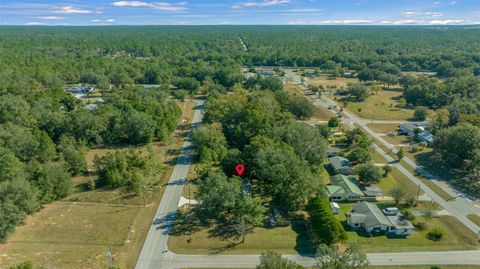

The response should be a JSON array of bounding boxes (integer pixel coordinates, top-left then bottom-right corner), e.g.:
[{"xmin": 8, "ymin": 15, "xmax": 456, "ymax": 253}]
[{"xmin": 0, "ymin": 0, "xmax": 479, "ymax": 26}]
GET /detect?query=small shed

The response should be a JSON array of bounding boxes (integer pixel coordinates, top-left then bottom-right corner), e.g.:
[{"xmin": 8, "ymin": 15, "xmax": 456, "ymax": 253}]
[{"xmin": 330, "ymin": 202, "xmax": 340, "ymax": 215}]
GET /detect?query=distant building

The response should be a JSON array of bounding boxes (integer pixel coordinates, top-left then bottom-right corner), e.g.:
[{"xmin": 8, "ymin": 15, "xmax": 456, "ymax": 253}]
[
  {"xmin": 347, "ymin": 202, "xmax": 414, "ymax": 236},
  {"xmin": 398, "ymin": 122, "xmax": 428, "ymax": 135},
  {"xmin": 260, "ymin": 69, "xmax": 276, "ymax": 76},
  {"xmin": 327, "ymin": 174, "xmax": 364, "ymax": 202},
  {"xmin": 417, "ymin": 131, "xmax": 434, "ymax": 144},
  {"xmin": 84, "ymin": 104, "xmax": 98, "ymax": 112},
  {"xmin": 363, "ymin": 186, "xmax": 384, "ymax": 197},
  {"xmin": 67, "ymin": 86, "xmax": 95, "ymax": 94},
  {"xmin": 329, "ymin": 156, "xmax": 354, "ymax": 175}
]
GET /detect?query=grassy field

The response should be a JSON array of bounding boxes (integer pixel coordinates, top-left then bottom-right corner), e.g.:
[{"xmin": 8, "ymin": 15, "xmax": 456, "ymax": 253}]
[
  {"xmin": 0, "ymin": 100, "xmax": 197, "ymax": 269},
  {"xmin": 345, "ymin": 89, "xmax": 414, "ymax": 121},
  {"xmin": 335, "ymin": 204, "xmax": 478, "ymax": 253},
  {"xmin": 468, "ymin": 214, "xmax": 480, "ymax": 227},
  {"xmin": 169, "ymin": 221, "xmax": 314, "ymax": 255},
  {"xmin": 305, "ymin": 75, "xmax": 358, "ymax": 90}
]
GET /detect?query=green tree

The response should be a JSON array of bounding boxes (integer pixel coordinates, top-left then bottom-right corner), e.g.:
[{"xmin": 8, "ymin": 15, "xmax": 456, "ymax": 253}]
[
  {"xmin": 234, "ymin": 196, "xmax": 265, "ymax": 243},
  {"xmin": 257, "ymin": 251, "xmax": 305, "ymax": 269},
  {"xmin": 318, "ymin": 124, "xmax": 331, "ymax": 139},
  {"xmin": 306, "ymin": 197, "xmax": 347, "ymax": 245},
  {"xmin": 315, "ymin": 243, "xmax": 369, "ymax": 269},
  {"xmin": 328, "ymin": 117, "xmax": 340, "ymax": 128},
  {"xmin": 57, "ymin": 136, "xmax": 87, "ymax": 176},
  {"xmin": 356, "ymin": 164, "xmax": 382, "ymax": 185},
  {"xmin": 413, "ymin": 106, "xmax": 428, "ymax": 121},
  {"xmin": 30, "ymin": 162, "xmax": 72, "ymax": 203},
  {"xmin": 281, "ymin": 122, "xmax": 328, "ymax": 165},
  {"xmin": 288, "ymin": 96, "xmax": 315, "ymax": 120},
  {"xmin": 0, "ymin": 154, "xmax": 23, "ymax": 181},
  {"xmin": 192, "ymin": 122, "xmax": 228, "ymax": 163},
  {"xmin": 389, "ymin": 186, "xmax": 407, "ymax": 206},
  {"xmin": 253, "ymin": 142, "xmax": 319, "ymax": 211},
  {"xmin": 348, "ymin": 84, "xmax": 369, "ymax": 102}
]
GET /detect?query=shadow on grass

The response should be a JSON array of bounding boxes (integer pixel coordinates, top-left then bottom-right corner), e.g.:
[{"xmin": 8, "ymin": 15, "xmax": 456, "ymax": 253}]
[{"xmin": 169, "ymin": 208, "xmax": 208, "ymax": 236}]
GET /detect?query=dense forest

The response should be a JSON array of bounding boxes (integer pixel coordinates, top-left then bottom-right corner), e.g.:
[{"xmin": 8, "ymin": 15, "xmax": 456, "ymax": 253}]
[{"xmin": 0, "ymin": 25, "xmax": 479, "ymax": 242}]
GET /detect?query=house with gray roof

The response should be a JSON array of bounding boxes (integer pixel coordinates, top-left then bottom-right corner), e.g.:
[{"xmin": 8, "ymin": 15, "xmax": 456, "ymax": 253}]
[
  {"xmin": 347, "ymin": 202, "xmax": 414, "ymax": 236},
  {"xmin": 329, "ymin": 156, "xmax": 354, "ymax": 175},
  {"xmin": 327, "ymin": 174, "xmax": 364, "ymax": 202}
]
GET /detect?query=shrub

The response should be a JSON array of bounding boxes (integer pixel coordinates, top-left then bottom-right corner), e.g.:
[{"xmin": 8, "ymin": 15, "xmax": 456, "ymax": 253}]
[
  {"xmin": 427, "ymin": 227, "xmax": 445, "ymax": 241},
  {"xmin": 306, "ymin": 197, "xmax": 347, "ymax": 245}
]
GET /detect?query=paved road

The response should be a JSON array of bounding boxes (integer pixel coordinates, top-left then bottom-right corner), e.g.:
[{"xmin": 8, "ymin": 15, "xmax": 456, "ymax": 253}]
[
  {"xmin": 135, "ymin": 100, "xmax": 204, "ymax": 269},
  {"xmin": 284, "ymin": 69, "xmax": 480, "ymax": 235},
  {"xmin": 145, "ymin": 250, "xmax": 480, "ymax": 268}
]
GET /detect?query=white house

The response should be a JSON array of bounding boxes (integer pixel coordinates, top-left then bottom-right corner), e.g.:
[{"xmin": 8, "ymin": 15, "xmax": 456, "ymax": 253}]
[{"xmin": 347, "ymin": 202, "xmax": 414, "ymax": 236}]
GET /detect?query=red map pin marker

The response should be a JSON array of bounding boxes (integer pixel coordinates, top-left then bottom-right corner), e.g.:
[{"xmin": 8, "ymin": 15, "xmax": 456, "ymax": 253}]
[{"xmin": 235, "ymin": 164, "xmax": 245, "ymax": 176}]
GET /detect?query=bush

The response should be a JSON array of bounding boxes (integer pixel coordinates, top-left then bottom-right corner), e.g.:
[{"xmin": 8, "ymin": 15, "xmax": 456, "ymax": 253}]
[
  {"xmin": 414, "ymin": 222, "xmax": 427, "ymax": 231},
  {"xmin": 401, "ymin": 209, "xmax": 416, "ymax": 221},
  {"xmin": 414, "ymin": 106, "xmax": 428, "ymax": 121},
  {"xmin": 427, "ymin": 227, "xmax": 445, "ymax": 241},
  {"xmin": 306, "ymin": 197, "xmax": 347, "ymax": 245},
  {"xmin": 328, "ymin": 117, "xmax": 340, "ymax": 128}
]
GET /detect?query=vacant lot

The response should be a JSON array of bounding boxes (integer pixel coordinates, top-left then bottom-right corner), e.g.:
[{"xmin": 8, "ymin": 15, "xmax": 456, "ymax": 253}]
[
  {"xmin": 305, "ymin": 75, "xmax": 358, "ymax": 90},
  {"xmin": 169, "ymin": 220, "xmax": 314, "ymax": 255},
  {"xmin": 346, "ymin": 89, "xmax": 414, "ymax": 121},
  {"xmin": 0, "ymin": 100, "xmax": 197, "ymax": 269}
]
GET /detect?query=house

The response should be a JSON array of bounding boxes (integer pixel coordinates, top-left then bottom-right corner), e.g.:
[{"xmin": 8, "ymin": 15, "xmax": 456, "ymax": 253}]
[
  {"xmin": 67, "ymin": 86, "xmax": 95, "ymax": 94},
  {"xmin": 329, "ymin": 156, "xmax": 354, "ymax": 175},
  {"xmin": 330, "ymin": 202, "xmax": 340, "ymax": 215},
  {"xmin": 363, "ymin": 186, "xmax": 383, "ymax": 197},
  {"xmin": 398, "ymin": 122, "xmax": 426, "ymax": 135},
  {"xmin": 417, "ymin": 131, "xmax": 434, "ymax": 144},
  {"xmin": 347, "ymin": 202, "xmax": 414, "ymax": 236},
  {"xmin": 84, "ymin": 104, "xmax": 98, "ymax": 112},
  {"xmin": 327, "ymin": 174, "xmax": 364, "ymax": 202},
  {"xmin": 260, "ymin": 69, "xmax": 276, "ymax": 76}
]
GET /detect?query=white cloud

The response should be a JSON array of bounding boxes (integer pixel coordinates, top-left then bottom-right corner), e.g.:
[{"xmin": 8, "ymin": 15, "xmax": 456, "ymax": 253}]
[
  {"xmin": 429, "ymin": 19, "xmax": 464, "ymax": 24},
  {"xmin": 26, "ymin": 22, "xmax": 47, "ymax": 25},
  {"xmin": 434, "ymin": 1, "xmax": 441, "ymax": 4},
  {"xmin": 289, "ymin": 19, "xmax": 373, "ymax": 25},
  {"xmin": 450, "ymin": 1, "xmax": 457, "ymax": 5},
  {"xmin": 37, "ymin": 16, "xmax": 64, "ymax": 20},
  {"xmin": 402, "ymin": 11, "xmax": 442, "ymax": 17},
  {"xmin": 288, "ymin": 8, "xmax": 323, "ymax": 13},
  {"xmin": 232, "ymin": 0, "xmax": 290, "ymax": 9},
  {"xmin": 392, "ymin": 20, "xmax": 424, "ymax": 24},
  {"xmin": 90, "ymin": 19, "xmax": 116, "ymax": 23},
  {"xmin": 112, "ymin": 1, "xmax": 188, "ymax": 11},
  {"xmin": 53, "ymin": 6, "xmax": 94, "ymax": 14}
]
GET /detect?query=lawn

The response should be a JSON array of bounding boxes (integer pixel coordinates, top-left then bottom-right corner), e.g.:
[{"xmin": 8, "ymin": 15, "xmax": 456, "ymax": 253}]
[
  {"xmin": 346, "ymin": 89, "xmax": 414, "ymax": 121},
  {"xmin": 169, "ymin": 220, "xmax": 314, "ymax": 255},
  {"xmin": 468, "ymin": 214, "xmax": 480, "ymax": 227},
  {"xmin": 367, "ymin": 124, "xmax": 399, "ymax": 134},
  {"xmin": 0, "ymin": 100, "xmax": 198, "ymax": 269},
  {"xmin": 335, "ymin": 204, "xmax": 478, "ymax": 253}
]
